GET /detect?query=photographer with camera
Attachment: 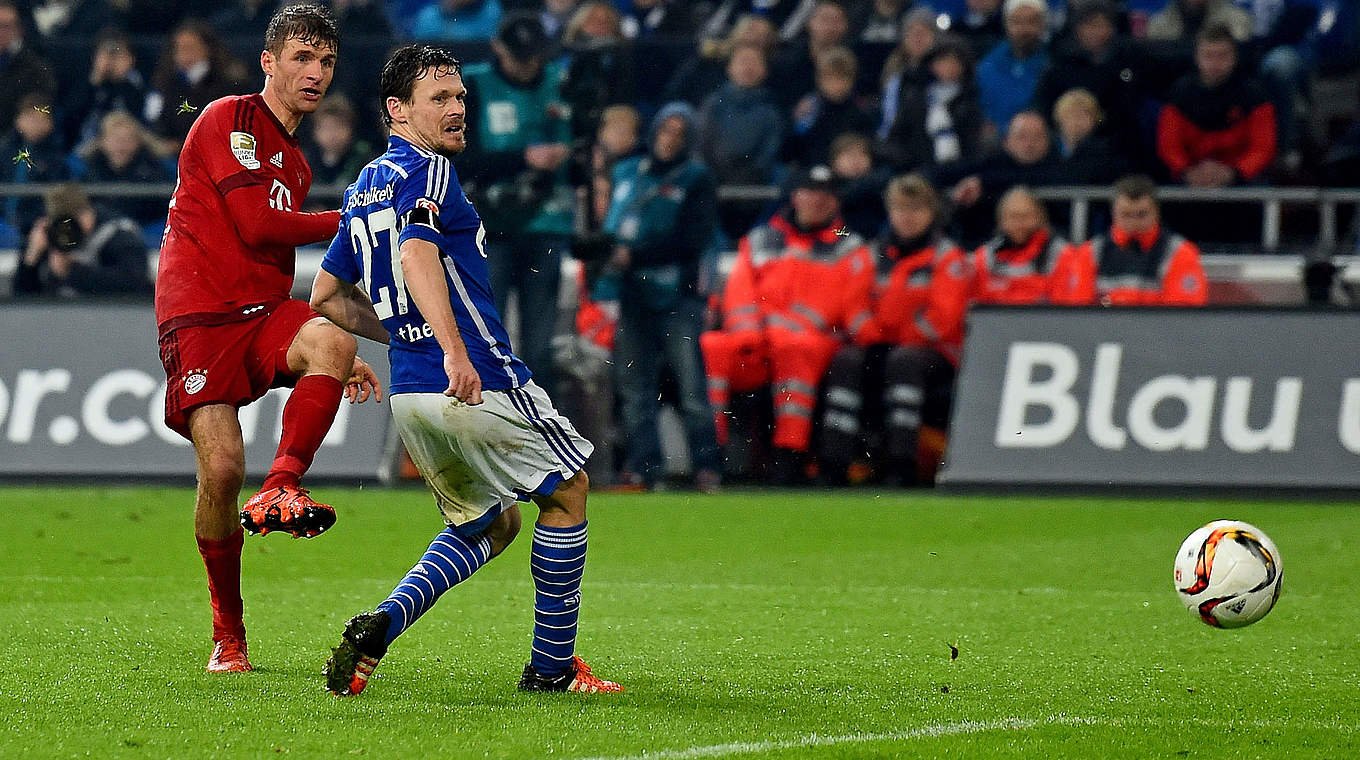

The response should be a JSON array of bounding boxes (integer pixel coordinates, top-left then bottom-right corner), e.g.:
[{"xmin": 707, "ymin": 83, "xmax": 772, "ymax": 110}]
[{"xmin": 11, "ymin": 182, "xmax": 152, "ymax": 298}]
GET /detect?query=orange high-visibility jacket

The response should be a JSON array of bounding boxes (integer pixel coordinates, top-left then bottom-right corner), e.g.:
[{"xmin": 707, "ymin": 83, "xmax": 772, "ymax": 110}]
[
  {"xmin": 720, "ymin": 213, "xmax": 874, "ymax": 339},
  {"xmin": 852, "ymin": 235, "xmax": 969, "ymax": 363},
  {"xmin": 969, "ymin": 229, "xmax": 1069, "ymax": 305},
  {"xmin": 1049, "ymin": 224, "xmax": 1208, "ymax": 306}
]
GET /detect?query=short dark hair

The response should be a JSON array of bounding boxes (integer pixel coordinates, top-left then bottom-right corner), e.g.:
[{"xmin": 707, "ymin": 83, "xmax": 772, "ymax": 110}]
[
  {"xmin": 379, "ymin": 44, "xmax": 462, "ymax": 126},
  {"xmin": 1196, "ymin": 22, "xmax": 1237, "ymax": 50},
  {"xmin": 264, "ymin": 3, "xmax": 339, "ymax": 56},
  {"xmin": 1113, "ymin": 174, "xmax": 1157, "ymax": 204}
]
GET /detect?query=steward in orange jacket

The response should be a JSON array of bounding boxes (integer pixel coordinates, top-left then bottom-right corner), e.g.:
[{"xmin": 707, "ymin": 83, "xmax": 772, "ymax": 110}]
[
  {"xmin": 700, "ymin": 166, "xmax": 874, "ymax": 465},
  {"xmin": 966, "ymin": 187, "xmax": 1069, "ymax": 307},
  {"xmin": 1049, "ymin": 175, "xmax": 1208, "ymax": 306},
  {"xmin": 818, "ymin": 174, "xmax": 965, "ymax": 485}
]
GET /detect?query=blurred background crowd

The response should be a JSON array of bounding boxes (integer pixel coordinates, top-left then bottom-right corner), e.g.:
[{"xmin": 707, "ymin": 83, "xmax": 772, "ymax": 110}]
[{"xmin": 3, "ymin": 0, "xmax": 1359, "ymax": 489}]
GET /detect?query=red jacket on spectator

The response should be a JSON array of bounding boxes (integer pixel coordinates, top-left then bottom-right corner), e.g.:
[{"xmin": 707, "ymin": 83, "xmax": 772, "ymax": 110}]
[
  {"xmin": 1157, "ymin": 73, "xmax": 1276, "ymax": 183},
  {"xmin": 1049, "ymin": 224, "xmax": 1208, "ymax": 306}
]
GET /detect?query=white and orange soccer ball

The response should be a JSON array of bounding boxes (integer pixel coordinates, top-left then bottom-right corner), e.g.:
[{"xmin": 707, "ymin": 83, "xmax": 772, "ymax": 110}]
[{"xmin": 1174, "ymin": 520, "xmax": 1283, "ymax": 628}]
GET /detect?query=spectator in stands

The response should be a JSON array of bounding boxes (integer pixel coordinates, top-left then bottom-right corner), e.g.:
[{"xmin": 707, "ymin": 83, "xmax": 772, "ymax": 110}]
[
  {"xmin": 302, "ymin": 95, "xmax": 372, "ymax": 187},
  {"xmin": 696, "ymin": 40, "xmax": 785, "ymax": 186},
  {"xmin": 561, "ymin": 2, "xmax": 637, "ymax": 141},
  {"xmin": 618, "ymin": 0, "xmax": 697, "ymax": 39},
  {"xmin": 953, "ymin": 0, "xmax": 1006, "ymax": 60},
  {"xmin": 602, "ymin": 102, "xmax": 722, "ymax": 492},
  {"xmin": 933, "ymin": 109, "xmax": 1056, "ymax": 244},
  {"xmin": 145, "ymin": 22, "xmax": 248, "ymax": 152},
  {"xmin": 880, "ymin": 35, "xmax": 984, "ymax": 171},
  {"xmin": 1146, "ymin": 0, "xmax": 1252, "ymax": 46},
  {"xmin": 0, "ymin": 1, "xmax": 56, "ymax": 131},
  {"xmin": 65, "ymin": 27, "xmax": 149, "ymax": 151},
  {"xmin": 211, "ymin": 0, "xmax": 281, "ymax": 43},
  {"xmin": 12, "ymin": 182, "xmax": 152, "ymax": 298},
  {"xmin": 0, "ymin": 92, "xmax": 69, "ymax": 236},
  {"xmin": 1157, "ymin": 24, "xmax": 1275, "ymax": 187},
  {"xmin": 968, "ymin": 185, "xmax": 1068, "ymax": 305},
  {"xmin": 460, "ymin": 13, "xmax": 575, "ymax": 397},
  {"xmin": 411, "ymin": 0, "xmax": 505, "ymax": 41},
  {"xmin": 76, "ymin": 111, "xmax": 170, "ymax": 224},
  {"xmin": 850, "ymin": 0, "xmax": 910, "ymax": 97},
  {"xmin": 28, "ymin": 0, "xmax": 116, "ymax": 41},
  {"xmin": 1033, "ymin": 0, "xmax": 1146, "ymax": 159},
  {"xmin": 769, "ymin": 0, "xmax": 851, "ymax": 110},
  {"xmin": 853, "ymin": 0, "xmax": 909, "ymax": 46},
  {"xmin": 817, "ymin": 174, "xmax": 966, "ymax": 486},
  {"xmin": 976, "ymin": 0, "xmax": 1051, "ymax": 139},
  {"xmin": 663, "ymin": 13, "xmax": 778, "ymax": 107},
  {"xmin": 699, "ymin": 0, "xmax": 808, "ymax": 40},
  {"xmin": 787, "ymin": 46, "xmax": 877, "ymax": 167},
  {"xmin": 700, "ymin": 165, "xmax": 874, "ymax": 484},
  {"xmin": 828, "ymin": 131, "xmax": 889, "ymax": 238},
  {"xmin": 1049, "ymin": 174, "xmax": 1208, "ymax": 305},
  {"xmin": 591, "ymin": 103, "xmax": 642, "ymax": 173},
  {"xmin": 1052, "ymin": 87, "xmax": 1125, "ymax": 183},
  {"xmin": 877, "ymin": 7, "xmax": 937, "ymax": 139},
  {"xmin": 540, "ymin": 0, "xmax": 580, "ymax": 39}
]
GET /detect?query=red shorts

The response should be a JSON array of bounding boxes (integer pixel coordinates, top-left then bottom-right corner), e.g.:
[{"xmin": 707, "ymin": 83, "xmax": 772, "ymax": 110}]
[{"xmin": 158, "ymin": 299, "xmax": 319, "ymax": 439}]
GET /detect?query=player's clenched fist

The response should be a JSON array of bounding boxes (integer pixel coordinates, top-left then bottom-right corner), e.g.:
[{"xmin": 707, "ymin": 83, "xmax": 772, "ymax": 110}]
[
  {"xmin": 345, "ymin": 356, "xmax": 383, "ymax": 404},
  {"xmin": 443, "ymin": 352, "xmax": 482, "ymax": 405}
]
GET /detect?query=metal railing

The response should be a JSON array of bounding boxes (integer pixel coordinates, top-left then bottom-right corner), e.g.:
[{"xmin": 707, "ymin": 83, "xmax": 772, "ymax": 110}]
[{"xmin": 2, "ymin": 181, "xmax": 1358, "ymax": 254}]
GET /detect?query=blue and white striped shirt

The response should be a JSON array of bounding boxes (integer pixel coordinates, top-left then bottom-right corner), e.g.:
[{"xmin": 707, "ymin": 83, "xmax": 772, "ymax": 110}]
[{"xmin": 321, "ymin": 135, "xmax": 531, "ymax": 394}]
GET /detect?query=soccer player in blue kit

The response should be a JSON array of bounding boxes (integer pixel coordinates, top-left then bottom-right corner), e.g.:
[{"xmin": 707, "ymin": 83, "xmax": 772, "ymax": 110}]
[{"xmin": 310, "ymin": 44, "xmax": 622, "ymax": 695}]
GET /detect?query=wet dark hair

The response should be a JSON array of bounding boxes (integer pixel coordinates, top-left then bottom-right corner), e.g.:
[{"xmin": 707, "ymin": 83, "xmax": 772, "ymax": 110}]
[
  {"xmin": 379, "ymin": 44, "xmax": 462, "ymax": 126},
  {"xmin": 264, "ymin": 3, "xmax": 339, "ymax": 56}
]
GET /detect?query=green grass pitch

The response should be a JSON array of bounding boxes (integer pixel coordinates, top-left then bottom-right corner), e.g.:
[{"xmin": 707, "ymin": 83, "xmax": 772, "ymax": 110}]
[{"xmin": 2, "ymin": 486, "xmax": 1357, "ymax": 759}]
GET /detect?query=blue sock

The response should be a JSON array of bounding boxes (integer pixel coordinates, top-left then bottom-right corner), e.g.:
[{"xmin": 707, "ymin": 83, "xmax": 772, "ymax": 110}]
[
  {"xmin": 530, "ymin": 521, "xmax": 588, "ymax": 676},
  {"xmin": 377, "ymin": 526, "xmax": 492, "ymax": 646}
]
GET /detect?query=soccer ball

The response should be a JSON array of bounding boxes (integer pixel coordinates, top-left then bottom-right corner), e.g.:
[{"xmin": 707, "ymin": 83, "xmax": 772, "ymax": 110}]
[{"xmin": 1173, "ymin": 520, "xmax": 1282, "ymax": 628}]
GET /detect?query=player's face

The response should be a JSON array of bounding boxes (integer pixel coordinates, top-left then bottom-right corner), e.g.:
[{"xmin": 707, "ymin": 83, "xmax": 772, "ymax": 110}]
[
  {"xmin": 395, "ymin": 68, "xmax": 468, "ymax": 156},
  {"xmin": 262, "ymin": 37, "xmax": 337, "ymax": 115},
  {"xmin": 1113, "ymin": 195, "xmax": 1158, "ymax": 236}
]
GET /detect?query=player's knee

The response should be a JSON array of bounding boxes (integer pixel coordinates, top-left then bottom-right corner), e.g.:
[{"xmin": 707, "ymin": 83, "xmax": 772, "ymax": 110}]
[
  {"xmin": 318, "ymin": 323, "xmax": 358, "ymax": 363},
  {"xmin": 198, "ymin": 450, "xmax": 245, "ymax": 499},
  {"xmin": 485, "ymin": 506, "xmax": 522, "ymax": 557}
]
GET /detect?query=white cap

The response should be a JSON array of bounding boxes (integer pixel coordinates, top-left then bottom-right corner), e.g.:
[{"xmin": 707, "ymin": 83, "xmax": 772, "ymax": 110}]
[{"xmin": 1003, "ymin": 0, "xmax": 1049, "ymax": 17}]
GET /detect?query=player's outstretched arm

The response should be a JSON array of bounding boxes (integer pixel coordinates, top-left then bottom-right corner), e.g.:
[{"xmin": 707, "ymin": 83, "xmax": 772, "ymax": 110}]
[
  {"xmin": 224, "ymin": 182, "xmax": 342, "ymax": 249},
  {"xmin": 399, "ymin": 238, "xmax": 482, "ymax": 405},
  {"xmin": 310, "ymin": 269, "xmax": 391, "ymax": 345}
]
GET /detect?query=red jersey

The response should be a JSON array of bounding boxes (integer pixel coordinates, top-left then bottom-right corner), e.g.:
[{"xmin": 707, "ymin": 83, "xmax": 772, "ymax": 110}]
[{"xmin": 155, "ymin": 93, "xmax": 341, "ymax": 334}]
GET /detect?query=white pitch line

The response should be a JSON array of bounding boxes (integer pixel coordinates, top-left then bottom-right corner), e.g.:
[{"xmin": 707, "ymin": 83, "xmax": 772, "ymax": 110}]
[{"xmin": 568, "ymin": 716, "xmax": 1093, "ymax": 760}]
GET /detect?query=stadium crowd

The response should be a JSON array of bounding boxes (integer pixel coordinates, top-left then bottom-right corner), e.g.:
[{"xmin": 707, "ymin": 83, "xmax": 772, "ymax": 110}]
[{"xmin": 3, "ymin": 0, "xmax": 1359, "ymax": 488}]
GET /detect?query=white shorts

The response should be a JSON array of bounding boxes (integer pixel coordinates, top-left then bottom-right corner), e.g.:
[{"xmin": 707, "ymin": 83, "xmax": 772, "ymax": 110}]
[{"xmin": 390, "ymin": 381, "xmax": 594, "ymax": 533}]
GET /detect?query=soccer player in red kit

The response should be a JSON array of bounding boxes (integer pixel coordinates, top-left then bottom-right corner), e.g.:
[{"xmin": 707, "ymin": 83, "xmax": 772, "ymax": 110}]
[{"xmin": 154, "ymin": 4, "xmax": 381, "ymax": 673}]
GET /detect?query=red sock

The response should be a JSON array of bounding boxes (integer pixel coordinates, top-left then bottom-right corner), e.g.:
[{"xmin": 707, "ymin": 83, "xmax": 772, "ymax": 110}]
[
  {"xmin": 263, "ymin": 374, "xmax": 343, "ymax": 490},
  {"xmin": 197, "ymin": 530, "xmax": 245, "ymax": 642}
]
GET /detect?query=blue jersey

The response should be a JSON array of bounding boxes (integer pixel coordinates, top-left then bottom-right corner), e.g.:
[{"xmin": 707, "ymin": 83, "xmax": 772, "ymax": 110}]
[{"xmin": 321, "ymin": 135, "xmax": 531, "ymax": 394}]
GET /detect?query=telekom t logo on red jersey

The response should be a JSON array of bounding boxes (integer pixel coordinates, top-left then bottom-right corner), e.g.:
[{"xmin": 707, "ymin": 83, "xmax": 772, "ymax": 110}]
[{"xmin": 269, "ymin": 179, "xmax": 293, "ymax": 211}]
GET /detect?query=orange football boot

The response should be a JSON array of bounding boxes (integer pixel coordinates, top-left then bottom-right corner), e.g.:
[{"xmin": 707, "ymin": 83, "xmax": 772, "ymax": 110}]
[{"xmin": 240, "ymin": 485, "xmax": 336, "ymax": 538}]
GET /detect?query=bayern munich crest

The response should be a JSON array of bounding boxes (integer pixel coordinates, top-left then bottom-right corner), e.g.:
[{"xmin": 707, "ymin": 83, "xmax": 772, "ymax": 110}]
[{"xmin": 184, "ymin": 369, "xmax": 208, "ymax": 395}]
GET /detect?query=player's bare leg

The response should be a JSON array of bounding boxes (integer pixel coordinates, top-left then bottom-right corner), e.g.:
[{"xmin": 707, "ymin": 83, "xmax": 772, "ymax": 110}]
[
  {"xmin": 241, "ymin": 318, "xmax": 357, "ymax": 538},
  {"xmin": 189, "ymin": 405, "xmax": 252, "ymax": 673},
  {"xmin": 325, "ymin": 507, "xmax": 522, "ymax": 696},
  {"xmin": 519, "ymin": 471, "xmax": 623, "ymax": 693}
]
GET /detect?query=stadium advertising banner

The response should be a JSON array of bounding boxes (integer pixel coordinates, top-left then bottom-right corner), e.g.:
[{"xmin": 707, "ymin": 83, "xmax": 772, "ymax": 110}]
[
  {"xmin": 0, "ymin": 303, "xmax": 389, "ymax": 479},
  {"xmin": 941, "ymin": 307, "xmax": 1360, "ymax": 490}
]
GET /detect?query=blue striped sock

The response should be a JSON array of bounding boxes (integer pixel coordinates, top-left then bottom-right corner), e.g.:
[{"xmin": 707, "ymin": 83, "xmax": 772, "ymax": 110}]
[
  {"xmin": 377, "ymin": 527, "xmax": 492, "ymax": 646},
  {"xmin": 530, "ymin": 521, "xmax": 588, "ymax": 676}
]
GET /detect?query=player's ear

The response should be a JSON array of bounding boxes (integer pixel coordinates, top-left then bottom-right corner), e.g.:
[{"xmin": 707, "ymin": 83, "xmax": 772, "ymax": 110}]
[
  {"xmin": 386, "ymin": 96, "xmax": 406, "ymax": 125},
  {"xmin": 260, "ymin": 49, "xmax": 275, "ymax": 78}
]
